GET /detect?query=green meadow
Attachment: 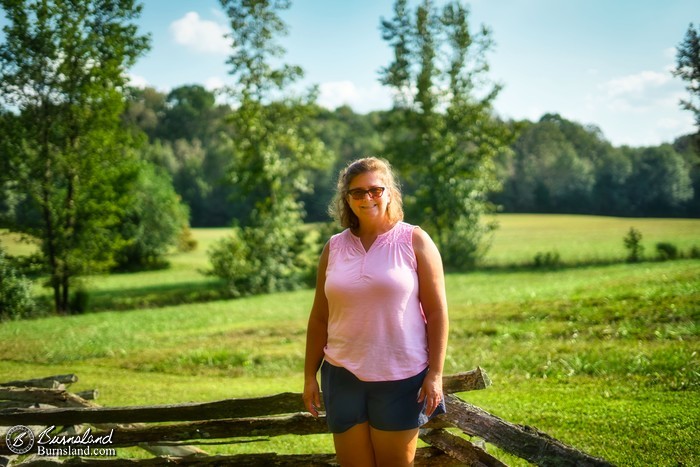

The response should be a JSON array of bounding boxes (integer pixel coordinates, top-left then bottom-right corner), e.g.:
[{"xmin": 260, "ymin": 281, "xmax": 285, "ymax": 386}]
[{"xmin": 1, "ymin": 214, "xmax": 699, "ymax": 466}]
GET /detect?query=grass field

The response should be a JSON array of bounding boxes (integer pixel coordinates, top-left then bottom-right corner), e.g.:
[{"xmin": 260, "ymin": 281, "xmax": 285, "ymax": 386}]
[
  {"xmin": 483, "ymin": 214, "xmax": 700, "ymax": 266},
  {"xmin": 1, "ymin": 214, "xmax": 699, "ymax": 466}
]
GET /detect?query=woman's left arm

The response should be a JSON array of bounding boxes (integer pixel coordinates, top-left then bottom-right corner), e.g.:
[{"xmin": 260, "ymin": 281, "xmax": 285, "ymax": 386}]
[{"xmin": 413, "ymin": 227, "xmax": 449, "ymax": 416}]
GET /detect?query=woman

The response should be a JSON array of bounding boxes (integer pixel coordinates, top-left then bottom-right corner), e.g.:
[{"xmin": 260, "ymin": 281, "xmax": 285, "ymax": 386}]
[{"xmin": 303, "ymin": 157, "xmax": 449, "ymax": 466}]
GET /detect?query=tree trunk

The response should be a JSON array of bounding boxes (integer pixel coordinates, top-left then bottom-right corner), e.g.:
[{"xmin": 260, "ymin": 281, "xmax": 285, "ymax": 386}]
[{"xmin": 62, "ymin": 272, "xmax": 70, "ymax": 314}]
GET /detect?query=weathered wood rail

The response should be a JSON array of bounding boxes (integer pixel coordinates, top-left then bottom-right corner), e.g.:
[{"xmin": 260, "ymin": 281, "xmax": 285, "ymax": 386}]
[{"xmin": 0, "ymin": 371, "xmax": 611, "ymax": 466}]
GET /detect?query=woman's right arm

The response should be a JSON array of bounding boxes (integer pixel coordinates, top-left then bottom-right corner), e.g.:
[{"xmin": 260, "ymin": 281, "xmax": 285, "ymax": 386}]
[{"xmin": 302, "ymin": 241, "xmax": 330, "ymax": 417}]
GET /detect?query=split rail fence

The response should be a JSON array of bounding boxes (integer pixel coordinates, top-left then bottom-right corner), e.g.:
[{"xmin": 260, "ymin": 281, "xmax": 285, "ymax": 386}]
[{"xmin": 0, "ymin": 370, "xmax": 611, "ymax": 466}]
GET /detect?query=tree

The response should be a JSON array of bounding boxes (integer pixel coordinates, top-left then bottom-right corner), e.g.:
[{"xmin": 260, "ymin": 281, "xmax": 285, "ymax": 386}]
[
  {"xmin": 158, "ymin": 85, "xmax": 220, "ymax": 142},
  {"xmin": 113, "ymin": 162, "xmax": 190, "ymax": 271},
  {"xmin": 623, "ymin": 227, "xmax": 644, "ymax": 263},
  {"xmin": 122, "ymin": 86, "xmax": 168, "ymax": 141},
  {"xmin": 625, "ymin": 145, "xmax": 693, "ymax": 216},
  {"xmin": 0, "ymin": 0, "xmax": 150, "ymax": 313},
  {"xmin": 673, "ymin": 133, "xmax": 700, "ymax": 216},
  {"xmin": 507, "ymin": 116, "xmax": 595, "ymax": 213},
  {"xmin": 592, "ymin": 147, "xmax": 633, "ymax": 215},
  {"xmin": 673, "ymin": 23, "xmax": 700, "ymax": 131},
  {"xmin": 209, "ymin": 0, "xmax": 331, "ymax": 294},
  {"xmin": 380, "ymin": 0, "xmax": 513, "ymax": 269}
]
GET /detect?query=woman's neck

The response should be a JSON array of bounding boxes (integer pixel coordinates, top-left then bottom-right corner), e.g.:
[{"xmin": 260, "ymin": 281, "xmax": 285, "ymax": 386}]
[{"xmin": 354, "ymin": 218, "xmax": 395, "ymax": 237}]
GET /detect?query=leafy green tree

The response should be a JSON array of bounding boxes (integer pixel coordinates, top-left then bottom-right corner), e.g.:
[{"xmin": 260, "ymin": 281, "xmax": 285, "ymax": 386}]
[
  {"xmin": 592, "ymin": 147, "xmax": 634, "ymax": 215},
  {"xmin": 113, "ymin": 162, "xmax": 190, "ymax": 270},
  {"xmin": 158, "ymin": 85, "xmax": 221, "ymax": 142},
  {"xmin": 123, "ymin": 86, "xmax": 168, "ymax": 141},
  {"xmin": 380, "ymin": 0, "xmax": 513, "ymax": 268},
  {"xmin": 209, "ymin": 0, "xmax": 331, "ymax": 294},
  {"xmin": 625, "ymin": 145, "xmax": 693, "ymax": 216},
  {"xmin": 673, "ymin": 133, "xmax": 700, "ymax": 216},
  {"xmin": 0, "ymin": 0, "xmax": 150, "ymax": 313},
  {"xmin": 508, "ymin": 116, "xmax": 595, "ymax": 212},
  {"xmin": 673, "ymin": 23, "xmax": 700, "ymax": 131}
]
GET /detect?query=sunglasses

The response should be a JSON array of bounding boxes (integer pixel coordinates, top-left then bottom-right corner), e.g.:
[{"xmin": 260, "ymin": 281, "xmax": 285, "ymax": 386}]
[{"xmin": 347, "ymin": 186, "xmax": 386, "ymax": 200}]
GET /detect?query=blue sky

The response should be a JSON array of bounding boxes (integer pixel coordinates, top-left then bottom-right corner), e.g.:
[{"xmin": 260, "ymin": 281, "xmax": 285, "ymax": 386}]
[{"xmin": 51, "ymin": 1, "xmax": 700, "ymax": 146}]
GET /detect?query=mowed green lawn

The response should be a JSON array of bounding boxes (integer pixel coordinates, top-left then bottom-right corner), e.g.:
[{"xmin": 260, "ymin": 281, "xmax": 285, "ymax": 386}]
[
  {"xmin": 0, "ymin": 214, "xmax": 699, "ymax": 466},
  {"xmin": 483, "ymin": 214, "xmax": 700, "ymax": 265}
]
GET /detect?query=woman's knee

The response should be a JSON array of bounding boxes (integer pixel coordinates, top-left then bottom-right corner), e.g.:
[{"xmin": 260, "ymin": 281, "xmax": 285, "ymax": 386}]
[
  {"xmin": 333, "ymin": 422, "xmax": 376, "ymax": 467},
  {"xmin": 369, "ymin": 427, "xmax": 419, "ymax": 467}
]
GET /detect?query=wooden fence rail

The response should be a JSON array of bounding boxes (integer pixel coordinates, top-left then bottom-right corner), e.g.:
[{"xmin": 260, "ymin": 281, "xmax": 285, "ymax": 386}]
[{"xmin": 0, "ymin": 370, "xmax": 611, "ymax": 466}]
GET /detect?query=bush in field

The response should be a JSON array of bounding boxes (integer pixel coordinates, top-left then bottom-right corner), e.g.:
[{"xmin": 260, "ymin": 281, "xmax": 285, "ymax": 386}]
[
  {"xmin": 533, "ymin": 251, "xmax": 561, "ymax": 268},
  {"xmin": 207, "ymin": 210, "xmax": 319, "ymax": 297},
  {"xmin": 177, "ymin": 226, "xmax": 198, "ymax": 253},
  {"xmin": 69, "ymin": 287, "xmax": 90, "ymax": 315},
  {"xmin": 623, "ymin": 227, "xmax": 644, "ymax": 262},
  {"xmin": 690, "ymin": 246, "xmax": 700, "ymax": 259},
  {"xmin": 655, "ymin": 242, "xmax": 679, "ymax": 261},
  {"xmin": 0, "ymin": 247, "xmax": 36, "ymax": 319}
]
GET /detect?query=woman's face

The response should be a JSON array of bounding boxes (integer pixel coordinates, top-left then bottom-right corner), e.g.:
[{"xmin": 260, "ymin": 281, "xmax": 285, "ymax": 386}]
[{"xmin": 346, "ymin": 170, "xmax": 391, "ymax": 225}]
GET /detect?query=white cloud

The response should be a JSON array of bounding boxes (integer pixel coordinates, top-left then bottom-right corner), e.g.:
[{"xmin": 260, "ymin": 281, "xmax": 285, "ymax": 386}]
[
  {"xmin": 170, "ymin": 12, "xmax": 230, "ymax": 55},
  {"xmin": 204, "ymin": 76, "xmax": 226, "ymax": 91},
  {"xmin": 590, "ymin": 67, "xmax": 683, "ymax": 117},
  {"xmin": 601, "ymin": 70, "xmax": 670, "ymax": 97},
  {"xmin": 569, "ymin": 63, "xmax": 695, "ymax": 146},
  {"xmin": 317, "ymin": 80, "xmax": 391, "ymax": 113},
  {"xmin": 318, "ymin": 81, "xmax": 358, "ymax": 109},
  {"xmin": 127, "ymin": 73, "xmax": 149, "ymax": 89}
]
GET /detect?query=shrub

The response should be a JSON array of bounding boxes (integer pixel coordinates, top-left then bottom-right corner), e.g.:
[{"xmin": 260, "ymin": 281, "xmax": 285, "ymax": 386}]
[
  {"xmin": 623, "ymin": 227, "xmax": 644, "ymax": 262},
  {"xmin": 0, "ymin": 246, "xmax": 36, "ymax": 319},
  {"xmin": 207, "ymin": 214, "xmax": 320, "ymax": 297},
  {"xmin": 177, "ymin": 225, "xmax": 198, "ymax": 252},
  {"xmin": 688, "ymin": 245, "xmax": 700, "ymax": 259},
  {"xmin": 533, "ymin": 251, "xmax": 561, "ymax": 268},
  {"xmin": 69, "ymin": 287, "xmax": 91, "ymax": 314},
  {"xmin": 655, "ymin": 242, "xmax": 679, "ymax": 261}
]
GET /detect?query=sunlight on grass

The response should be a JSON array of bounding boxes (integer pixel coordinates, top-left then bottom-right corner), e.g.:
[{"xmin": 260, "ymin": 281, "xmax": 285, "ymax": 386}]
[
  {"xmin": 1, "ymin": 219, "xmax": 699, "ymax": 465},
  {"xmin": 0, "ymin": 229, "xmax": 40, "ymax": 255},
  {"xmin": 484, "ymin": 214, "xmax": 700, "ymax": 265}
]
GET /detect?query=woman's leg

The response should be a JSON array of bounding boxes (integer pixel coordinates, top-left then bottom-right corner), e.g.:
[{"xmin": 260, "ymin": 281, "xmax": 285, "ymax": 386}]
[
  {"xmin": 369, "ymin": 426, "xmax": 419, "ymax": 467},
  {"xmin": 333, "ymin": 421, "xmax": 376, "ymax": 467}
]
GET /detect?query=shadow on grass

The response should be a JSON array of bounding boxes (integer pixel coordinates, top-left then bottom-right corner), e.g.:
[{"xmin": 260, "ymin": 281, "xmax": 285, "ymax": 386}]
[
  {"xmin": 473, "ymin": 255, "xmax": 699, "ymax": 274},
  {"xmin": 86, "ymin": 257, "xmax": 698, "ymax": 312},
  {"xmin": 26, "ymin": 257, "xmax": 697, "ymax": 317},
  {"xmin": 86, "ymin": 279, "xmax": 237, "ymax": 312}
]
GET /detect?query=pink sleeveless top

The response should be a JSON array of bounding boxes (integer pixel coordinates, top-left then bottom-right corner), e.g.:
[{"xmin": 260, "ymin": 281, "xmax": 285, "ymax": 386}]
[{"xmin": 324, "ymin": 221, "xmax": 429, "ymax": 381}]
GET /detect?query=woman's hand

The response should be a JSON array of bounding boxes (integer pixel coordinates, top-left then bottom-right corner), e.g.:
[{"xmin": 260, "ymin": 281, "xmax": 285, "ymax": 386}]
[
  {"xmin": 303, "ymin": 378, "xmax": 322, "ymax": 418},
  {"xmin": 417, "ymin": 369, "xmax": 443, "ymax": 417}
]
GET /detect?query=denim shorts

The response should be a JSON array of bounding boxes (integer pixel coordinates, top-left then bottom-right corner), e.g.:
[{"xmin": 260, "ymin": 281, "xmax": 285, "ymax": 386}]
[{"xmin": 320, "ymin": 361, "xmax": 446, "ymax": 433}]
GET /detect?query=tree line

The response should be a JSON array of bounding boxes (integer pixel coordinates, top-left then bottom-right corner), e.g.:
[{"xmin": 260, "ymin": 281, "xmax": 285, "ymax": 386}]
[
  {"xmin": 1, "ymin": 0, "xmax": 698, "ymax": 314},
  {"xmin": 124, "ymin": 88, "xmax": 699, "ymax": 224}
]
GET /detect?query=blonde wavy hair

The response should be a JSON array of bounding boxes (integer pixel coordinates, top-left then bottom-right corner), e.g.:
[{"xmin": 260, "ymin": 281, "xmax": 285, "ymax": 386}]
[{"xmin": 329, "ymin": 157, "xmax": 404, "ymax": 230}]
